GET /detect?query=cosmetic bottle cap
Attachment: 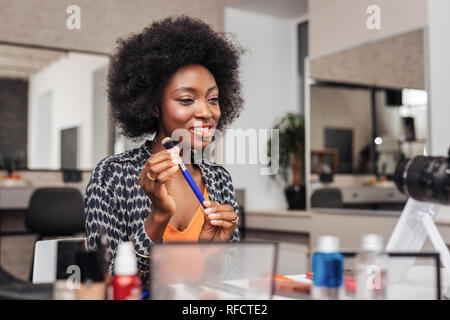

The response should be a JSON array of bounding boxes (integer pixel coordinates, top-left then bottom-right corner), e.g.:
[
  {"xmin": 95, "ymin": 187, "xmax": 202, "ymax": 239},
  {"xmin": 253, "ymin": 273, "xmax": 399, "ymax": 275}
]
[
  {"xmin": 114, "ymin": 242, "xmax": 137, "ymax": 276},
  {"xmin": 317, "ymin": 235, "xmax": 340, "ymax": 253},
  {"xmin": 361, "ymin": 234, "xmax": 383, "ymax": 252}
]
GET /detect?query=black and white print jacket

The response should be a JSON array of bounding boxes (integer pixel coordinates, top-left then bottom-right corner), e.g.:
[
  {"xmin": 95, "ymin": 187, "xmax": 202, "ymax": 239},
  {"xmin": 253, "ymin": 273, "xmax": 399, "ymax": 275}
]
[{"xmin": 84, "ymin": 139, "xmax": 240, "ymax": 281}]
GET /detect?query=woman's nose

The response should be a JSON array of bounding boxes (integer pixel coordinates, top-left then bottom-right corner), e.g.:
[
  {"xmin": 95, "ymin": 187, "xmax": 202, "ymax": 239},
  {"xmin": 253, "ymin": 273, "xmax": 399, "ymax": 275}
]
[{"xmin": 194, "ymin": 100, "xmax": 213, "ymax": 118}]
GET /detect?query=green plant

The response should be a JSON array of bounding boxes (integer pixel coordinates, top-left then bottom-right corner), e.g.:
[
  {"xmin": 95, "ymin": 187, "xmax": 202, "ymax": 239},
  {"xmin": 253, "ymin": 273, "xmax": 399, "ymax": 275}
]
[{"xmin": 267, "ymin": 112, "xmax": 305, "ymax": 185}]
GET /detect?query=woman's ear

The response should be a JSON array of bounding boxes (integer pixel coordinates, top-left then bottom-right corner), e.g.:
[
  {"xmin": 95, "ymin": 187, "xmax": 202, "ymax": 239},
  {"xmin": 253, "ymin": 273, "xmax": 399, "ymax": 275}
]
[{"xmin": 153, "ymin": 106, "xmax": 160, "ymax": 118}]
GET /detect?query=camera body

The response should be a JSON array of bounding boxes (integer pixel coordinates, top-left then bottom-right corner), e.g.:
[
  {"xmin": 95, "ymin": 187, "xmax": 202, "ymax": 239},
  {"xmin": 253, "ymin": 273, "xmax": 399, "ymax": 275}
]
[{"xmin": 394, "ymin": 150, "xmax": 450, "ymax": 205}]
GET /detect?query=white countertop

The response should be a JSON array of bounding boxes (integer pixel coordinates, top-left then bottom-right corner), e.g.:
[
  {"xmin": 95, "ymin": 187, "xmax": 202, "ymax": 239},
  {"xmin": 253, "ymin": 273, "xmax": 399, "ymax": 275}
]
[
  {"xmin": 245, "ymin": 207, "xmax": 450, "ymax": 229},
  {"xmin": 285, "ymin": 266, "xmax": 449, "ymax": 300},
  {"xmin": 246, "ymin": 209, "xmax": 312, "ymax": 218},
  {"xmin": 153, "ymin": 266, "xmax": 448, "ymax": 300}
]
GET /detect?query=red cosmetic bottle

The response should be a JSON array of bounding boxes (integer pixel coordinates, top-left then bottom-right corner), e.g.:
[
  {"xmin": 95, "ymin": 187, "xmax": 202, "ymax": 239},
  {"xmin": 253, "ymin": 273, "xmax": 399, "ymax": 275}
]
[{"xmin": 111, "ymin": 242, "xmax": 142, "ymax": 300}]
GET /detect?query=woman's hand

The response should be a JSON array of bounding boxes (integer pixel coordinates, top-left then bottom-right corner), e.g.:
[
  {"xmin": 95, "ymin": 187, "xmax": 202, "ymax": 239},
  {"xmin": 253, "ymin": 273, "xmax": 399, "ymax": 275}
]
[
  {"xmin": 139, "ymin": 146, "xmax": 181, "ymax": 218},
  {"xmin": 199, "ymin": 201, "xmax": 238, "ymax": 242}
]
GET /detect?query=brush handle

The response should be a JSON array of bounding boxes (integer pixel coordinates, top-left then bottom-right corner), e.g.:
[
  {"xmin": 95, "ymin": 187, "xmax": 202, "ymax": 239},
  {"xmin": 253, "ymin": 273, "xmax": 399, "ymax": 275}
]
[
  {"xmin": 162, "ymin": 139, "xmax": 206, "ymax": 208},
  {"xmin": 181, "ymin": 165, "xmax": 206, "ymax": 208}
]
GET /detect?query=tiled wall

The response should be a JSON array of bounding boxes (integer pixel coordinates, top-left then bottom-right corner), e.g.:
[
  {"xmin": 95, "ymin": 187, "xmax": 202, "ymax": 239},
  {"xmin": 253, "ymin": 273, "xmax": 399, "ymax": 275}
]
[
  {"xmin": 310, "ymin": 85, "xmax": 372, "ymax": 170},
  {"xmin": 0, "ymin": 79, "xmax": 28, "ymax": 169},
  {"xmin": 309, "ymin": 30, "xmax": 424, "ymax": 90}
]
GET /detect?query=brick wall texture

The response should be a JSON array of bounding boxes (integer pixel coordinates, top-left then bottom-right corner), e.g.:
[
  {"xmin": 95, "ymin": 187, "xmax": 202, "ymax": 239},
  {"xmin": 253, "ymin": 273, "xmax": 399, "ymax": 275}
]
[{"xmin": 309, "ymin": 29, "xmax": 424, "ymax": 90}]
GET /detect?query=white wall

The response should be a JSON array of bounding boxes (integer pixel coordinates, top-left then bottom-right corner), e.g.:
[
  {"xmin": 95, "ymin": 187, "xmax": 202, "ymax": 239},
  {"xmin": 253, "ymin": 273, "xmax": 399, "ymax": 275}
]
[
  {"xmin": 92, "ymin": 65, "xmax": 109, "ymax": 166},
  {"xmin": 33, "ymin": 91, "xmax": 53, "ymax": 168},
  {"xmin": 28, "ymin": 52, "xmax": 109, "ymax": 170},
  {"xmin": 427, "ymin": 0, "xmax": 450, "ymax": 157},
  {"xmin": 231, "ymin": 0, "xmax": 307, "ymax": 19},
  {"xmin": 224, "ymin": 7, "xmax": 303, "ymax": 210},
  {"xmin": 427, "ymin": 0, "xmax": 450, "ymax": 221}
]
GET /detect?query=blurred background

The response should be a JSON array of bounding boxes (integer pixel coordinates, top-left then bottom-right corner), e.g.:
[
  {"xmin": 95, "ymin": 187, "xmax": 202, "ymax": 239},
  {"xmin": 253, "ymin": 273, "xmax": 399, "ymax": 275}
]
[{"xmin": 0, "ymin": 0, "xmax": 449, "ymax": 281}]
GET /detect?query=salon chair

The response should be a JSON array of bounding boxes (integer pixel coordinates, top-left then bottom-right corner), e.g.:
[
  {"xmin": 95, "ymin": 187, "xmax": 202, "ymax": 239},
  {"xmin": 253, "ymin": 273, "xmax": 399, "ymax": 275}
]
[
  {"xmin": 24, "ymin": 187, "xmax": 85, "ymax": 281},
  {"xmin": 311, "ymin": 188, "xmax": 343, "ymax": 208}
]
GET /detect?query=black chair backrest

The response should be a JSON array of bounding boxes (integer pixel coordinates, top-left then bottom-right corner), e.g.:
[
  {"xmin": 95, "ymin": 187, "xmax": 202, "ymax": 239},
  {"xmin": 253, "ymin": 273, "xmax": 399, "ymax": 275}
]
[
  {"xmin": 311, "ymin": 188, "xmax": 343, "ymax": 208},
  {"xmin": 25, "ymin": 187, "xmax": 85, "ymax": 236}
]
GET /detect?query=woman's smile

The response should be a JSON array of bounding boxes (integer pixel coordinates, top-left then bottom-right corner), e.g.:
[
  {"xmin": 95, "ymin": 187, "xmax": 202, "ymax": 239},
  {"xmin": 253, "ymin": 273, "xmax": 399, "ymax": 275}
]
[{"xmin": 190, "ymin": 122, "xmax": 214, "ymax": 137}]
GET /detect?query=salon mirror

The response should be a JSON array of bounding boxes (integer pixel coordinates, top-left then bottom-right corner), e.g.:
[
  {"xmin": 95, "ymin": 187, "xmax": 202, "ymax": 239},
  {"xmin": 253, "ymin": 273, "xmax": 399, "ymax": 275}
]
[
  {"xmin": 0, "ymin": 43, "xmax": 117, "ymax": 171},
  {"xmin": 307, "ymin": 28, "xmax": 428, "ymax": 211}
]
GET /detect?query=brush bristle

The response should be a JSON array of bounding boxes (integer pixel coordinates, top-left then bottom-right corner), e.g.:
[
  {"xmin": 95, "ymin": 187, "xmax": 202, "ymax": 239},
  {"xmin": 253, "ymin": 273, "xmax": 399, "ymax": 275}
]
[{"xmin": 162, "ymin": 137, "xmax": 175, "ymax": 149}]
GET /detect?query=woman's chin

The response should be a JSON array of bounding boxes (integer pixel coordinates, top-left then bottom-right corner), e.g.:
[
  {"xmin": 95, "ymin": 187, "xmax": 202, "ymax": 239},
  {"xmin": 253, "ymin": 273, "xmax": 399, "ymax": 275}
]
[{"xmin": 192, "ymin": 139, "xmax": 212, "ymax": 150}]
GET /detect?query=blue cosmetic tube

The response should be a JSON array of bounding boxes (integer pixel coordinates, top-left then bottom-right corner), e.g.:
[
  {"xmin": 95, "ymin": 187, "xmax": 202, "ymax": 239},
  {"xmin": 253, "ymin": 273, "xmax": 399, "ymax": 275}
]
[
  {"xmin": 162, "ymin": 137, "xmax": 206, "ymax": 208},
  {"xmin": 312, "ymin": 235, "xmax": 344, "ymax": 300}
]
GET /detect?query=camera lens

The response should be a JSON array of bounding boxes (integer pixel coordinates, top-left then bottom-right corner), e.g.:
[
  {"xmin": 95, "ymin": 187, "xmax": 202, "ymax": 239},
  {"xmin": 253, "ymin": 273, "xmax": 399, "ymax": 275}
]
[
  {"xmin": 393, "ymin": 158, "xmax": 409, "ymax": 195},
  {"xmin": 394, "ymin": 155, "xmax": 450, "ymax": 205}
]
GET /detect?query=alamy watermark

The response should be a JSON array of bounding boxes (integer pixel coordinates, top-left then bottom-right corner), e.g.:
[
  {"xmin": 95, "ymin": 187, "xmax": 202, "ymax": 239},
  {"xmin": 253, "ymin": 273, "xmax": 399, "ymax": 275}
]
[
  {"xmin": 65, "ymin": 264, "xmax": 81, "ymax": 289},
  {"xmin": 365, "ymin": 265, "xmax": 382, "ymax": 290},
  {"xmin": 167, "ymin": 126, "xmax": 280, "ymax": 176},
  {"xmin": 66, "ymin": 5, "xmax": 81, "ymax": 30},
  {"xmin": 366, "ymin": 5, "xmax": 381, "ymax": 30}
]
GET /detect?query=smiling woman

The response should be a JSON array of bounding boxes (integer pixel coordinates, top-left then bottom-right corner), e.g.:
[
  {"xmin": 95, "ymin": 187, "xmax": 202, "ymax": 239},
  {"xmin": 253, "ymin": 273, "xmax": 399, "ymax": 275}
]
[{"xmin": 84, "ymin": 15, "xmax": 245, "ymax": 281}]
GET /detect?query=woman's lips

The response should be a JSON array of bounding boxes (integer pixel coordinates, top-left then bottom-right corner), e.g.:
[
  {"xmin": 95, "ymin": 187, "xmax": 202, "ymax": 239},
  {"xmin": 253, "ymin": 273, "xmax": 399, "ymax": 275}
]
[{"xmin": 190, "ymin": 126, "xmax": 214, "ymax": 138}]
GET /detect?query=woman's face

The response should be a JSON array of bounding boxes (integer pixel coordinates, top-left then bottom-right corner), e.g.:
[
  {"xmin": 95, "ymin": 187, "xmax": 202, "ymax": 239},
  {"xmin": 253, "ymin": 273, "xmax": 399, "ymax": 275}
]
[{"xmin": 158, "ymin": 64, "xmax": 221, "ymax": 150}]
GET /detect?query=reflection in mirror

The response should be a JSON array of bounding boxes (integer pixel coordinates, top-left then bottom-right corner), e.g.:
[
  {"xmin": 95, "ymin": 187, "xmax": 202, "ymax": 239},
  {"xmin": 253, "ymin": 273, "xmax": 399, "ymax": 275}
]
[
  {"xmin": 0, "ymin": 44, "xmax": 111, "ymax": 171},
  {"xmin": 307, "ymin": 29, "xmax": 427, "ymax": 211},
  {"xmin": 374, "ymin": 88, "xmax": 428, "ymax": 176}
]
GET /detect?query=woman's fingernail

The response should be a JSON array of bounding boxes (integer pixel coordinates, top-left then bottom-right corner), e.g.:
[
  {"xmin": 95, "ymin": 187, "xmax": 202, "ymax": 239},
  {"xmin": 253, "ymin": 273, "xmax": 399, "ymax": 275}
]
[
  {"xmin": 208, "ymin": 213, "xmax": 218, "ymax": 219},
  {"xmin": 172, "ymin": 158, "xmax": 179, "ymax": 164},
  {"xmin": 203, "ymin": 201, "xmax": 211, "ymax": 206},
  {"xmin": 210, "ymin": 220, "xmax": 220, "ymax": 225},
  {"xmin": 205, "ymin": 208, "xmax": 213, "ymax": 214}
]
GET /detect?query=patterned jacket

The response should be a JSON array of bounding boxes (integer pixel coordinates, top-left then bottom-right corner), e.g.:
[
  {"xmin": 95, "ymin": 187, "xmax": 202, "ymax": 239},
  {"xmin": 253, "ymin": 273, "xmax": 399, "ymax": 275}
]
[{"xmin": 84, "ymin": 139, "xmax": 240, "ymax": 281}]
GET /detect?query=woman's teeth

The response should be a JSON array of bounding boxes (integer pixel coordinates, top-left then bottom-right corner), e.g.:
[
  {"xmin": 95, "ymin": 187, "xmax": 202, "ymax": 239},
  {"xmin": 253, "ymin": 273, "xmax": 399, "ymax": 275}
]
[{"xmin": 193, "ymin": 127, "xmax": 210, "ymax": 132}]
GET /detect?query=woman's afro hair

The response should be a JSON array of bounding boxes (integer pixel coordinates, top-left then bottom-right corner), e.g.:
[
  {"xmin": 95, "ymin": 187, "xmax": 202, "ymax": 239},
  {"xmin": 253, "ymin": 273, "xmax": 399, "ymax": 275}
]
[{"xmin": 107, "ymin": 15, "xmax": 245, "ymax": 138}]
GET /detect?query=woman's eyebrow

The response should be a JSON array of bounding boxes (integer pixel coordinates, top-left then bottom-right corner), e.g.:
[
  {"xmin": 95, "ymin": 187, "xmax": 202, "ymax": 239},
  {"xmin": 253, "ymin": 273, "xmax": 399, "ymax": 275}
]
[
  {"xmin": 171, "ymin": 86, "xmax": 218, "ymax": 94},
  {"xmin": 206, "ymin": 86, "xmax": 218, "ymax": 94},
  {"xmin": 172, "ymin": 87, "xmax": 196, "ymax": 94}
]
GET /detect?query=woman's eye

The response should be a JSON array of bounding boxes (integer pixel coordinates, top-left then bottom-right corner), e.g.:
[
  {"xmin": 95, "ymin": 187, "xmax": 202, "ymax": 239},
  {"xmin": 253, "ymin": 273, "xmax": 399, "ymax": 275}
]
[
  {"xmin": 178, "ymin": 98, "xmax": 194, "ymax": 105},
  {"xmin": 208, "ymin": 97, "xmax": 219, "ymax": 104}
]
